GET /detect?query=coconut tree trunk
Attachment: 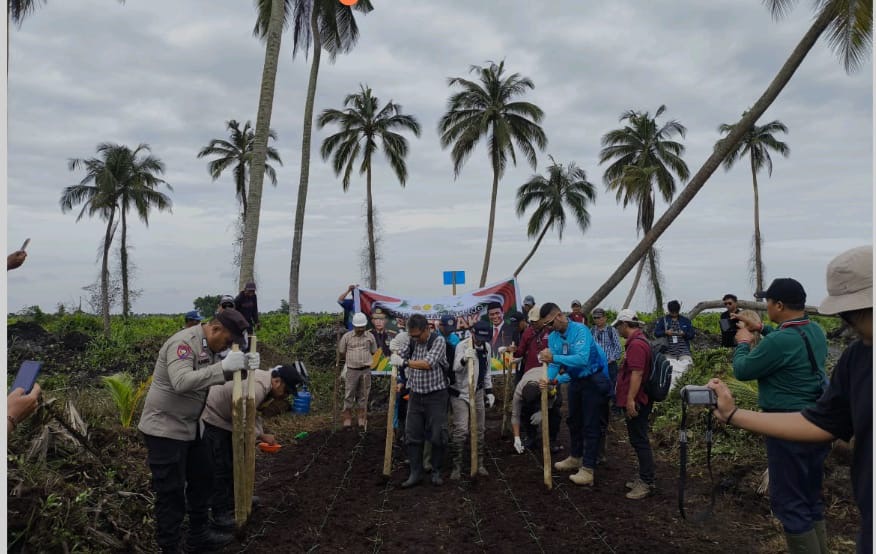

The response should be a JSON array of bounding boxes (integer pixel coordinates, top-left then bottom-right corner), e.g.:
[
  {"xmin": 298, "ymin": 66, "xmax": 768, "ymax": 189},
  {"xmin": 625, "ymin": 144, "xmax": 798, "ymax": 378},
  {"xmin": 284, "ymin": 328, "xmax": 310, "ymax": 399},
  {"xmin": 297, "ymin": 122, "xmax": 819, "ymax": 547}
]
[
  {"xmin": 239, "ymin": 0, "xmax": 284, "ymax": 290},
  {"xmin": 513, "ymin": 221, "xmax": 552, "ymax": 277},
  {"xmin": 120, "ymin": 206, "xmax": 130, "ymax": 319},
  {"xmin": 101, "ymin": 211, "xmax": 116, "ymax": 339},
  {"xmin": 238, "ymin": 161, "xmax": 248, "ymax": 221},
  {"xmin": 647, "ymin": 247, "xmax": 664, "ymax": 314},
  {"xmin": 623, "ymin": 257, "xmax": 647, "ymax": 309},
  {"xmin": 580, "ymin": 8, "xmax": 833, "ymax": 315},
  {"xmin": 479, "ymin": 152, "xmax": 501, "ymax": 287},
  {"xmin": 289, "ymin": 6, "xmax": 323, "ymax": 332},
  {"xmin": 750, "ymin": 155, "xmax": 764, "ymax": 298},
  {"xmin": 366, "ymin": 162, "xmax": 378, "ymax": 289}
]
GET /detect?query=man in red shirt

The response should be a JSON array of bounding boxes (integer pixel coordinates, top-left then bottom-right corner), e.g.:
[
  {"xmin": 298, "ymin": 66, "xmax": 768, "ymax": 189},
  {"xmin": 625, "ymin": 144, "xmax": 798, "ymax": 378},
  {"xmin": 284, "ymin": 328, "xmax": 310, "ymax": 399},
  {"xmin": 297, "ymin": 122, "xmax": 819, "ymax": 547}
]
[
  {"xmin": 569, "ymin": 300, "xmax": 586, "ymax": 324},
  {"xmin": 612, "ymin": 308, "xmax": 655, "ymax": 500},
  {"xmin": 512, "ymin": 305, "xmax": 550, "ymax": 384}
]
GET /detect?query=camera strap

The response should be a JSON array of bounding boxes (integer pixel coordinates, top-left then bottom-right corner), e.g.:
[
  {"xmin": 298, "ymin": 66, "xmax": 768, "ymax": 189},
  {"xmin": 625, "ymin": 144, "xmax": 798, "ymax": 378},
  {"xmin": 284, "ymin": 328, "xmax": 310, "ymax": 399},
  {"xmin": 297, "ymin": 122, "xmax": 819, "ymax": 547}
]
[{"xmin": 678, "ymin": 401, "xmax": 717, "ymax": 521}]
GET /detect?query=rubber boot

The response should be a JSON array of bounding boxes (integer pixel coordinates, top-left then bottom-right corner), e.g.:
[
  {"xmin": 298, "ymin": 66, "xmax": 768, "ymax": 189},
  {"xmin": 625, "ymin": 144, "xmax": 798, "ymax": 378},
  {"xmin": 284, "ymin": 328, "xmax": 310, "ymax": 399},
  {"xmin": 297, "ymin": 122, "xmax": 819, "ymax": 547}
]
[
  {"xmin": 341, "ymin": 410, "xmax": 352, "ymax": 429},
  {"xmin": 210, "ymin": 510, "xmax": 235, "ymax": 532},
  {"xmin": 476, "ymin": 440, "xmax": 489, "ymax": 476},
  {"xmin": 784, "ymin": 529, "xmax": 821, "ymax": 554},
  {"xmin": 430, "ymin": 443, "xmax": 445, "ymax": 486},
  {"xmin": 813, "ymin": 520, "xmax": 829, "ymax": 554},
  {"xmin": 597, "ymin": 434, "xmax": 607, "ymax": 465},
  {"xmin": 184, "ymin": 525, "xmax": 232, "ymax": 553},
  {"xmin": 423, "ymin": 441, "xmax": 433, "ymax": 472},
  {"xmin": 401, "ymin": 444, "xmax": 424, "ymax": 489},
  {"xmin": 449, "ymin": 441, "xmax": 463, "ymax": 480},
  {"xmin": 357, "ymin": 408, "xmax": 367, "ymax": 428}
]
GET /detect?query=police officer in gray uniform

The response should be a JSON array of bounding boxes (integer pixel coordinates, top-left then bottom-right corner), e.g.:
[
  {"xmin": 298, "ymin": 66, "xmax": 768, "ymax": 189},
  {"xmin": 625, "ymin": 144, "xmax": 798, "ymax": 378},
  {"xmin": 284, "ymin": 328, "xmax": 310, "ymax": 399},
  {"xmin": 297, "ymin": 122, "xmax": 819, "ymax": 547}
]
[{"xmin": 138, "ymin": 309, "xmax": 257, "ymax": 553}]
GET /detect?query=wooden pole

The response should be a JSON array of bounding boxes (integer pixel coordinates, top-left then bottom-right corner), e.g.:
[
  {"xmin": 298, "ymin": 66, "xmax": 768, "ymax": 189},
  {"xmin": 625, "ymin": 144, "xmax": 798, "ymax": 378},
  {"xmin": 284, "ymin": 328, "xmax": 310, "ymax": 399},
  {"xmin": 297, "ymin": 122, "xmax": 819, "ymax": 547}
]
[
  {"xmin": 332, "ymin": 327, "xmax": 342, "ymax": 431},
  {"xmin": 382, "ymin": 362, "xmax": 398, "ymax": 477},
  {"xmin": 231, "ymin": 344, "xmax": 247, "ymax": 529},
  {"xmin": 468, "ymin": 338, "xmax": 478, "ymax": 479},
  {"xmin": 243, "ymin": 336, "xmax": 258, "ymax": 522},
  {"xmin": 500, "ymin": 345, "xmax": 515, "ymax": 437},
  {"xmin": 540, "ymin": 362, "xmax": 552, "ymax": 490}
]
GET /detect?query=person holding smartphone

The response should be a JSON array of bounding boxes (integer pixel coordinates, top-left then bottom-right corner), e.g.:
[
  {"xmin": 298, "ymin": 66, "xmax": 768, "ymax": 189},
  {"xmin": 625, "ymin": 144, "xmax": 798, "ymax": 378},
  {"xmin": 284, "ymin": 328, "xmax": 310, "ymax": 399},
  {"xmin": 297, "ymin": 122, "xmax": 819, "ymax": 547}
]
[
  {"xmin": 7, "ymin": 238, "xmax": 29, "ymax": 270},
  {"xmin": 8, "ymin": 384, "xmax": 41, "ymax": 434}
]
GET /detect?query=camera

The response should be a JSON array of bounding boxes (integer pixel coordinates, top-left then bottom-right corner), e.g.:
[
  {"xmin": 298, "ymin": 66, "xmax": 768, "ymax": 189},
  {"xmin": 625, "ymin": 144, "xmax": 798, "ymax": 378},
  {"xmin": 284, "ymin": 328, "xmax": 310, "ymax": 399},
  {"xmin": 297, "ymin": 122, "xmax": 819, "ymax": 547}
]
[
  {"xmin": 680, "ymin": 385, "xmax": 717, "ymax": 407},
  {"xmin": 718, "ymin": 318, "xmax": 738, "ymax": 333}
]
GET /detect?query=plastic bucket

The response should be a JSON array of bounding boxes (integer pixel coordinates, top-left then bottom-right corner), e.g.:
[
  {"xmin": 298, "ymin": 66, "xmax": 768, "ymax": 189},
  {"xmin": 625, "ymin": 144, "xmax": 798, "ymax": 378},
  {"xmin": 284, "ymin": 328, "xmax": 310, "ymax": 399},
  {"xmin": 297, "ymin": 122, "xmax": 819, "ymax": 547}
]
[{"xmin": 292, "ymin": 388, "xmax": 312, "ymax": 415}]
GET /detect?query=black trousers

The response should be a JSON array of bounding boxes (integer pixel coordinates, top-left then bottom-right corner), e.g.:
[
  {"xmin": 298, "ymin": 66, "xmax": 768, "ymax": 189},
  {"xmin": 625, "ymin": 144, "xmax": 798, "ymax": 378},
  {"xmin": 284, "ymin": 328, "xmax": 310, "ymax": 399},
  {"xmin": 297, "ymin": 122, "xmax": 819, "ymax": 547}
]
[
  {"xmin": 625, "ymin": 401, "xmax": 655, "ymax": 484},
  {"xmin": 202, "ymin": 423, "xmax": 234, "ymax": 517},
  {"xmin": 404, "ymin": 389, "xmax": 449, "ymax": 447},
  {"xmin": 143, "ymin": 433, "xmax": 213, "ymax": 550},
  {"xmin": 520, "ymin": 393, "xmax": 562, "ymax": 445}
]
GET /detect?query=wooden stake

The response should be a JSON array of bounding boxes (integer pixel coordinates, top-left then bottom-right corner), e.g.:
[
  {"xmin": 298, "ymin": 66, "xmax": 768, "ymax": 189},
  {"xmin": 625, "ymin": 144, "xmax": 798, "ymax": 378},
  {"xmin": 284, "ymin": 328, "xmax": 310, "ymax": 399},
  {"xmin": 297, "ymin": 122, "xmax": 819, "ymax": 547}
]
[
  {"xmin": 382, "ymin": 362, "xmax": 398, "ymax": 477},
  {"xmin": 243, "ymin": 336, "xmax": 257, "ymax": 521},
  {"xmin": 332, "ymin": 327, "xmax": 342, "ymax": 432},
  {"xmin": 468, "ymin": 339, "xmax": 478, "ymax": 478},
  {"xmin": 231, "ymin": 344, "xmax": 247, "ymax": 529},
  {"xmin": 540, "ymin": 362, "xmax": 552, "ymax": 490},
  {"xmin": 500, "ymin": 345, "xmax": 515, "ymax": 437}
]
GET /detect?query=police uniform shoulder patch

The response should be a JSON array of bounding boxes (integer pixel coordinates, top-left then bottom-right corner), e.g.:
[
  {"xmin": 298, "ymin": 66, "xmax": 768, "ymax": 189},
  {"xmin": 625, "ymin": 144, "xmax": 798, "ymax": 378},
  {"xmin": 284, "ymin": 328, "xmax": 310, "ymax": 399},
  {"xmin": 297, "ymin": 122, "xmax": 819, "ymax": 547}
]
[{"xmin": 177, "ymin": 343, "xmax": 192, "ymax": 360}]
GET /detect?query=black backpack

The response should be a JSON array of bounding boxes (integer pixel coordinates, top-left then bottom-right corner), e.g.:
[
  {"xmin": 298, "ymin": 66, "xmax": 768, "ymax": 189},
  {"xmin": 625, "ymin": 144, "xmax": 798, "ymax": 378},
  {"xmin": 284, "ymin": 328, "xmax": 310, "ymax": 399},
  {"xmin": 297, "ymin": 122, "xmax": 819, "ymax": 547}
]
[
  {"xmin": 407, "ymin": 331, "xmax": 452, "ymax": 384},
  {"xmin": 631, "ymin": 336, "xmax": 673, "ymax": 402}
]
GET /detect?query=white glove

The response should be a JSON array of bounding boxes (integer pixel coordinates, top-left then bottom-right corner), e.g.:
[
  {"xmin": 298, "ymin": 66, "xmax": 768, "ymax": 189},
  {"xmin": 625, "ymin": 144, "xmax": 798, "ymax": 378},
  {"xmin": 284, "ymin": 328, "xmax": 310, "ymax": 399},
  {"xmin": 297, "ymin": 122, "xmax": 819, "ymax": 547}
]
[
  {"xmin": 221, "ymin": 350, "xmax": 246, "ymax": 372},
  {"xmin": 244, "ymin": 352, "xmax": 260, "ymax": 370},
  {"xmin": 390, "ymin": 353, "xmax": 405, "ymax": 368},
  {"xmin": 340, "ymin": 365, "xmax": 348, "ymax": 380},
  {"xmin": 463, "ymin": 347, "xmax": 476, "ymax": 362},
  {"xmin": 486, "ymin": 393, "xmax": 495, "ymax": 408},
  {"xmin": 389, "ymin": 332, "xmax": 409, "ymax": 353},
  {"xmin": 513, "ymin": 436, "xmax": 525, "ymax": 454},
  {"xmin": 497, "ymin": 346, "xmax": 508, "ymax": 355},
  {"xmin": 530, "ymin": 411, "xmax": 542, "ymax": 426}
]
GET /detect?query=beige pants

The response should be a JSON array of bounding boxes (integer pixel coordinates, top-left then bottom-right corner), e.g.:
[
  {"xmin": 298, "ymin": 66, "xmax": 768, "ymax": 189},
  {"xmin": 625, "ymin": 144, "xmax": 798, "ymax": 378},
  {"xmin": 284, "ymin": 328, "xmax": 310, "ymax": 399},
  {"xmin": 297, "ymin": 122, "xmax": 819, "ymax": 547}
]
[
  {"xmin": 343, "ymin": 368, "xmax": 371, "ymax": 411},
  {"xmin": 450, "ymin": 390, "xmax": 485, "ymax": 445}
]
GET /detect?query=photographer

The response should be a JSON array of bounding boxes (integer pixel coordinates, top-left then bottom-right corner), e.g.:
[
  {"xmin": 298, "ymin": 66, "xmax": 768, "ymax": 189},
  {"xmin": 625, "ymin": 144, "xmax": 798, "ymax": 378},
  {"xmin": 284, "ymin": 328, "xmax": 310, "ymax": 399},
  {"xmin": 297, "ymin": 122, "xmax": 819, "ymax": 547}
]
[
  {"xmin": 710, "ymin": 246, "xmax": 871, "ymax": 554},
  {"xmin": 728, "ymin": 277, "xmax": 832, "ymax": 553},
  {"xmin": 720, "ymin": 294, "xmax": 741, "ymax": 347}
]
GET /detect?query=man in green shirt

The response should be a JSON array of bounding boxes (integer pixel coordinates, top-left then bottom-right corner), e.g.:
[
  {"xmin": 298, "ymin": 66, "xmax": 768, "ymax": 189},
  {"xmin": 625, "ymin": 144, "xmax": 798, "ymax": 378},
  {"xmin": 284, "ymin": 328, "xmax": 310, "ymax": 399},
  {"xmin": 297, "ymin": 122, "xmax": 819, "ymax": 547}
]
[{"xmin": 732, "ymin": 278, "xmax": 830, "ymax": 553}]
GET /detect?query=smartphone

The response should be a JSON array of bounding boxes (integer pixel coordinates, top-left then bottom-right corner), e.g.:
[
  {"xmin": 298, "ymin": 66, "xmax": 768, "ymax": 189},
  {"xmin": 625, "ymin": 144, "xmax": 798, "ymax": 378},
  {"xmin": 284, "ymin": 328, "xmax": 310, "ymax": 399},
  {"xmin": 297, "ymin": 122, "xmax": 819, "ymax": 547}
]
[
  {"xmin": 10, "ymin": 361, "xmax": 42, "ymax": 394},
  {"xmin": 20, "ymin": 238, "xmax": 30, "ymax": 252}
]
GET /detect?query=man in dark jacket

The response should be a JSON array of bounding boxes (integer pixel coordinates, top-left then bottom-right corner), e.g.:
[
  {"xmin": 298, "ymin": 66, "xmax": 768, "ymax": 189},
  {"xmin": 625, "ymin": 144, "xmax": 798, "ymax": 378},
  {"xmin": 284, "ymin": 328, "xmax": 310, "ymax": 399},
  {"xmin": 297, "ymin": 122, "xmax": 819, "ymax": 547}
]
[
  {"xmin": 234, "ymin": 282, "xmax": 260, "ymax": 332},
  {"xmin": 720, "ymin": 294, "xmax": 741, "ymax": 347}
]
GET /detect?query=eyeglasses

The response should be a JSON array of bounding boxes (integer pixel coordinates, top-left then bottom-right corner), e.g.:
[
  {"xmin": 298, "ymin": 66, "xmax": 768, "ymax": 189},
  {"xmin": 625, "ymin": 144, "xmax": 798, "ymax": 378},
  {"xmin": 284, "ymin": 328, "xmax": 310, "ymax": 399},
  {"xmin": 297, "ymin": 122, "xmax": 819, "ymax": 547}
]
[
  {"xmin": 222, "ymin": 303, "xmax": 234, "ymax": 308},
  {"xmin": 723, "ymin": 302, "xmax": 734, "ymax": 306}
]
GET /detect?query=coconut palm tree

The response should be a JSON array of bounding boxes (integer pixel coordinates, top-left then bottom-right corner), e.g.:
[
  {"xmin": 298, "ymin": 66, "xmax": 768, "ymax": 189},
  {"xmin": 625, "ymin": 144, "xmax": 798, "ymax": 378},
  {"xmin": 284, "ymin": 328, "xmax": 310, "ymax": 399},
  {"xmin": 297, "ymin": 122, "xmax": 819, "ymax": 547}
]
[
  {"xmin": 197, "ymin": 120, "xmax": 282, "ymax": 220},
  {"xmin": 580, "ymin": 0, "xmax": 870, "ymax": 315},
  {"xmin": 439, "ymin": 60, "xmax": 547, "ymax": 287},
  {"xmin": 513, "ymin": 157, "xmax": 596, "ymax": 277},
  {"xmin": 254, "ymin": 0, "xmax": 374, "ymax": 330},
  {"xmin": 599, "ymin": 105, "xmax": 689, "ymax": 313},
  {"xmin": 318, "ymin": 85, "xmax": 421, "ymax": 289},
  {"xmin": 718, "ymin": 116, "xmax": 790, "ymax": 297},
  {"xmin": 238, "ymin": 0, "xmax": 286, "ymax": 296}
]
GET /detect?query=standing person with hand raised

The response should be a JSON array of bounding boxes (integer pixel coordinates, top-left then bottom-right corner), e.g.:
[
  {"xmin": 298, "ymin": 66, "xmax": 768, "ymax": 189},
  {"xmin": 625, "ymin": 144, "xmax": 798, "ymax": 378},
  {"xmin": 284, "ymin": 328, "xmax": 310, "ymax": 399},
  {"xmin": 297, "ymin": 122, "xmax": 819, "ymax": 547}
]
[{"xmin": 137, "ymin": 309, "xmax": 256, "ymax": 554}]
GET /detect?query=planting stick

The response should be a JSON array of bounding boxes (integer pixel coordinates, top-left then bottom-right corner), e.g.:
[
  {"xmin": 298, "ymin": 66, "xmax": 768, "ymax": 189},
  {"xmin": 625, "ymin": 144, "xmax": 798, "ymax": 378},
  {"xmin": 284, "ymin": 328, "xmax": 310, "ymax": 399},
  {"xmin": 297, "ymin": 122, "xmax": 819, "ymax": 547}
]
[
  {"xmin": 500, "ymin": 346, "xmax": 515, "ymax": 437},
  {"xmin": 332, "ymin": 327, "xmax": 342, "ymax": 431},
  {"xmin": 540, "ymin": 362, "xmax": 552, "ymax": 490},
  {"xmin": 243, "ymin": 336, "xmax": 258, "ymax": 522},
  {"xmin": 231, "ymin": 343, "xmax": 246, "ymax": 529},
  {"xmin": 382, "ymin": 361, "xmax": 398, "ymax": 477},
  {"xmin": 468, "ymin": 339, "xmax": 478, "ymax": 478}
]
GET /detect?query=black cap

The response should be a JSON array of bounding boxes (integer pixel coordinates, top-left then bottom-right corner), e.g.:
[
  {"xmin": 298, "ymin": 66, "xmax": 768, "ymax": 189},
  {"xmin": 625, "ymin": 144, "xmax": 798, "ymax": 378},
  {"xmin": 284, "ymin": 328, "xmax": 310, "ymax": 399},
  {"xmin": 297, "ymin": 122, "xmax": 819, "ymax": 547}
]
[
  {"xmin": 272, "ymin": 363, "xmax": 308, "ymax": 393},
  {"xmin": 439, "ymin": 314, "xmax": 457, "ymax": 329},
  {"xmin": 755, "ymin": 278, "xmax": 807, "ymax": 305},
  {"xmin": 216, "ymin": 308, "xmax": 250, "ymax": 347},
  {"xmin": 471, "ymin": 321, "xmax": 492, "ymax": 341},
  {"xmin": 507, "ymin": 311, "xmax": 526, "ymax": 324}
]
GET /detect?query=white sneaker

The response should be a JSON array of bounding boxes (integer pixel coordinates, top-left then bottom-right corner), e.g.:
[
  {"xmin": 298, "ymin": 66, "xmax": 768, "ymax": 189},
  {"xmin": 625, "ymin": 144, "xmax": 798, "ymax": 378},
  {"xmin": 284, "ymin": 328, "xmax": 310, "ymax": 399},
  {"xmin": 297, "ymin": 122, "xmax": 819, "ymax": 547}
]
[{"xmin": 553, "ymin": 456, "xmax": 582, "ymax": 472}]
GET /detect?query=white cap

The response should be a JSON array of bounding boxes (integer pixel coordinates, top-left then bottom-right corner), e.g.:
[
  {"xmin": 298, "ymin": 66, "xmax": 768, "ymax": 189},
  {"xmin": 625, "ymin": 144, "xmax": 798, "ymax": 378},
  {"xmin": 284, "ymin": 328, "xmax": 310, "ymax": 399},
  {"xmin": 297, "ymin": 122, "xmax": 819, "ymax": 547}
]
[{"xmin": 610, "ymin": 308, "xmax": 639, "ymax": 326}]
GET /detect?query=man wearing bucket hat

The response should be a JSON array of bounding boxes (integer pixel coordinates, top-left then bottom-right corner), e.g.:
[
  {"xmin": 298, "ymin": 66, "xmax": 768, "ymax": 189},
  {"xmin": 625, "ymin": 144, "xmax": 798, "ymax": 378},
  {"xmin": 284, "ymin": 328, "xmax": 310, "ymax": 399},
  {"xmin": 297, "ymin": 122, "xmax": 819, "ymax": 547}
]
[
  {"xmin": 201, "ymin": 364, "xmax": 307, "ymax": 531},
  {"xmin": 338, "ymin": 312, "xmax": 377, "ymax": 429},
  {"xmin": 138, "ymin": 308, "xmax": 258, "ymax": 553},
  {"xmin": 723, "ymin": 276, "xmax": 832, "ymax": 552},
  {"xmin": 709, "ymin": 245, "xmax": 873, "ymax": 553}
]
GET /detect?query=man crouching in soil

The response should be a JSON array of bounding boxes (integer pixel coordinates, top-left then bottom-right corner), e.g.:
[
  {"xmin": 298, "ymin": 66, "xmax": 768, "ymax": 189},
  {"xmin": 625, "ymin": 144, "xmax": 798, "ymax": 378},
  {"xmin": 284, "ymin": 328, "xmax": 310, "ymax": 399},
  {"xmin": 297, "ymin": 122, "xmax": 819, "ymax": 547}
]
[
  {"xmin": 137, "ymin": 310, "xmax": 256, "ymax": 554},
  {"xmin": 201, "ymin": 364, "xmax": 307, "ymax": 531}
]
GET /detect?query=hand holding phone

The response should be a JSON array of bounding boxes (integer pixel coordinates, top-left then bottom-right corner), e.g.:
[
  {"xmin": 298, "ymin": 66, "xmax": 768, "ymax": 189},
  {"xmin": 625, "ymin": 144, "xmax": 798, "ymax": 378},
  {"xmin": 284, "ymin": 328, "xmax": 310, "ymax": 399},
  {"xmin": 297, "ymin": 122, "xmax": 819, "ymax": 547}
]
[
  {"xmin": 10, "ymin": 361, "xmax": 42, "ymax": 394},
  {"xmin": 20, "ymin": 238, "xmax": 30, "ymax": 252}
]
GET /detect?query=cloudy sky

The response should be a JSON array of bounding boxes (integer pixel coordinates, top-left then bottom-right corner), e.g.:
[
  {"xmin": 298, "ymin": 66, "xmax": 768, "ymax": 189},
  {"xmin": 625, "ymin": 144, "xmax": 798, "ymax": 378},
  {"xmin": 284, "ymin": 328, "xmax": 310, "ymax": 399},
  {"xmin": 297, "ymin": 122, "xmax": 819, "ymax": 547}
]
[{"xmin": 4, "ymin": 0, "xmax": 873, "ymax": 317}]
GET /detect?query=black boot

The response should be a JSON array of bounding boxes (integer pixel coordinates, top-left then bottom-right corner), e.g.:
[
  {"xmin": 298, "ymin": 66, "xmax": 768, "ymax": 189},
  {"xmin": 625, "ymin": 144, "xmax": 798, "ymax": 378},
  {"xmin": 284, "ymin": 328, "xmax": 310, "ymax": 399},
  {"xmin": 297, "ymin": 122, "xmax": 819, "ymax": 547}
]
[
  {"xmin": 401, "ymin": 444, "xmax": 424, "ymax": 489},
  {"xmin": 211, "ymin": 510, "xmax": 235, "ymax": 532},
  {"xmin": 184, "ymin": 526, "xmax": 232, "ymax": 553},
  {"xmin": 430, "ymin": 443, "xmax": 445, "ymax": 486}
]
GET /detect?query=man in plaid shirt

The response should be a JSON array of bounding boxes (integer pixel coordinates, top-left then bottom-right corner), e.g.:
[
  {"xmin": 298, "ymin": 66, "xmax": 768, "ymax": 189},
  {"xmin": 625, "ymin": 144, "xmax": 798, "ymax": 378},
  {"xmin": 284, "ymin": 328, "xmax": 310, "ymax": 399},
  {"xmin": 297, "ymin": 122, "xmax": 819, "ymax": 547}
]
[{"xmin": 391, "ymin": 313, "xmax": 449, "ymax": 488}]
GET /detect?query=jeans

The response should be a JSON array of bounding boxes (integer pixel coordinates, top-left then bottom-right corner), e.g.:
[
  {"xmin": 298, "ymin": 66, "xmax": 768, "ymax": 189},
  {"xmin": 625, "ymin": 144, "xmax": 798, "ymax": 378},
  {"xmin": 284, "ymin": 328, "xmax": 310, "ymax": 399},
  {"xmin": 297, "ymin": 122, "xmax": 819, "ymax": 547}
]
[
  {"xmin": 142, "ymin": 433, "xmax": 212, "ymax": 550},
  {"xmin": 567, "ymin": 372, "xmax": 610, "ymax": 468},
  {"xmin": 765, "ymin": 436, "xmax": 830, "ymax": 533},
  {"xmin": 202, "ymin": 423, "xmax": 234, "ymax": 517},
  {"xmin": 404, "ymin": 389, "xmax": 449, "ymax": 447},
  {"xmin": 625, "ymin": 401, "xmax": 655, "ymax": 484}
]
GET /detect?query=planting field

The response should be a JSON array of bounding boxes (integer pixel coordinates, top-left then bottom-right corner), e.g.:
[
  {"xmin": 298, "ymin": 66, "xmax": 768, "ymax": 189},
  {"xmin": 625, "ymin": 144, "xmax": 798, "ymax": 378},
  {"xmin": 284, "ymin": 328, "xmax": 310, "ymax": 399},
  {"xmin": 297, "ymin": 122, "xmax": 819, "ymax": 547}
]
[{"xmin": 232, "ymin": 405, "xmax": 857, "ymax": 553}]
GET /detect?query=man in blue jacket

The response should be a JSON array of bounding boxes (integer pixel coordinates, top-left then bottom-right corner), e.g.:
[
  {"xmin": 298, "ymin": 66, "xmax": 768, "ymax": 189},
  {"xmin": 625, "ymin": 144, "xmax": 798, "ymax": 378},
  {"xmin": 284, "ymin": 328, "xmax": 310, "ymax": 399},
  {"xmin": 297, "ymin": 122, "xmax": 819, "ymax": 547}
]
[
  {"xmin": 538, "ymin": 302, "xmax": 611, "ymax": 486},
  {"xmin": 654, "ymin": 300, "xmax": 695, "ymax": 387}
]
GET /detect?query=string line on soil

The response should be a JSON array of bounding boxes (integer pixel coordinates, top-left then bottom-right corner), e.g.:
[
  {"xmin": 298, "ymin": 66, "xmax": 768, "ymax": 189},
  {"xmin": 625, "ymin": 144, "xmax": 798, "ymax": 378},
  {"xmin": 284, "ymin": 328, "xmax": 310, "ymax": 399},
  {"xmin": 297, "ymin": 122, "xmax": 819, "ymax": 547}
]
[
  {"xmin": 460, "ymin": 489, "xmax": 486, "ymax": 549},
  {"xmin": 368, "ymin": 476, "xmax": 395, "ymax": 553},
  {"xmin": 524, "ymin": 449, "xmax": 617, "ymax": 553},
  {"xmin": 308, "ymin": 430, "xmax": 369, "ymax": 552},
  {"xmin": 484, "ymin": 441, "xmax": 545, "ymax": 554}
]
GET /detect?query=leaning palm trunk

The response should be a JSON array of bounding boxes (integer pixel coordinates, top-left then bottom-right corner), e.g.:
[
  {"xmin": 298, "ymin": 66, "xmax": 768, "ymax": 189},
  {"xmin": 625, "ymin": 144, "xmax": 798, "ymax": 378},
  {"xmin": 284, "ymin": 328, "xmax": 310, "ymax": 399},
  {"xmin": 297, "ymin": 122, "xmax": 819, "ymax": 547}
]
[
  {"xmin": 289, "ymin": 7, "xmax": 323, "ymax": 332},
  {"xmin": 623, "ymin": 256, "xmax": 647, "ymax": 309},
  {"xmin": 120, "ymin": 208, "xmax": 130, "ymax": 319},
  {"xmin": 366, "ymin": 164, "xmax": 378, "ymax": 289},
  {"xmin": 513, "ymin": 221, "xmax": 551, "ymax": 277},
  {"xmin": 647, "ymin": 247, "xmax": 663, "ymax": 314},
  {"xmin": 239, "ymin": 0, "xmax": 284, "ymax": 289},
  {"xmin": 101, "ymin": 211, "xmax": 116, "ymax": 338},
  {"xmin": 750, "ymin": 156, "xmax": 765, "ymax": 298},
  {"xmin": 479, "ymin": 156, "xmax": 501, "ymax": 287},
  {"xmin": 581, "ymin": 8, "xmax": 834, "ymax": 314}
]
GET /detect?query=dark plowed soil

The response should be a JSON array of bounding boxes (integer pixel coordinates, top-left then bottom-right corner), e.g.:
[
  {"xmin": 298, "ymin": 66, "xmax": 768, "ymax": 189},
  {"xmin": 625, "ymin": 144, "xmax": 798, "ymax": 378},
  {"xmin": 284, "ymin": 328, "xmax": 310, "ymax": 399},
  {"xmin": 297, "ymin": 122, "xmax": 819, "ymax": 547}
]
[{"xmin": 227, "ymin": 406, "xmax": 858, "ymax": 553}]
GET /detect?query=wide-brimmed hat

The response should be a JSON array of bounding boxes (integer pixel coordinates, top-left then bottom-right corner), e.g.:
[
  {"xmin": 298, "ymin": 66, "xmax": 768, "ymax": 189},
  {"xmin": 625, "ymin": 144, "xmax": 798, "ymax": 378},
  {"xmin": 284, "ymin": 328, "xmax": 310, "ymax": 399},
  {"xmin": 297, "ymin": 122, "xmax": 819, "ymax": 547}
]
[{"xmin": 819, "ymin": 245, "xmax": 872, "ymax": 315}]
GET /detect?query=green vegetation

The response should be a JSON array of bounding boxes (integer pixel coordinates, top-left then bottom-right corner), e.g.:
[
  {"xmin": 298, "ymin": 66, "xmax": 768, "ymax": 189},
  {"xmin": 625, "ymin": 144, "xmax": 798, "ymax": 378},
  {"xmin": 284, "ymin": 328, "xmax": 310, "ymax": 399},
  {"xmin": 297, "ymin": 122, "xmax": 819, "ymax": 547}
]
[{"xmin": 102, "ymin": 373, "xmax": 152, "ymax": 428}]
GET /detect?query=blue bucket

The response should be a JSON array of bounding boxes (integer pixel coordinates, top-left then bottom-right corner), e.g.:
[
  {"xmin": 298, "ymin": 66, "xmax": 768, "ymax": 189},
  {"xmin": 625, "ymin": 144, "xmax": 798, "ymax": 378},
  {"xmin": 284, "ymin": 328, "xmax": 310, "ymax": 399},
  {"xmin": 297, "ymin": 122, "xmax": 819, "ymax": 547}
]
[{"xmin": 292, "ymin": 388, "xmax": 312, "ymax": 415}]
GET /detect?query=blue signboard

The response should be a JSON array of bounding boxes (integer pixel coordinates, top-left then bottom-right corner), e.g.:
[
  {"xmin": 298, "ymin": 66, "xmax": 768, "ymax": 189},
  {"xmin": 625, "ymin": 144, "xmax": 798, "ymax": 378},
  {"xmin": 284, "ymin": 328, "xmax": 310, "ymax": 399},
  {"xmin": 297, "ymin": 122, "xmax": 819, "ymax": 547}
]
[{"xmin": 442, "ymin": 271, "xmax": 465, "ymax": 286}]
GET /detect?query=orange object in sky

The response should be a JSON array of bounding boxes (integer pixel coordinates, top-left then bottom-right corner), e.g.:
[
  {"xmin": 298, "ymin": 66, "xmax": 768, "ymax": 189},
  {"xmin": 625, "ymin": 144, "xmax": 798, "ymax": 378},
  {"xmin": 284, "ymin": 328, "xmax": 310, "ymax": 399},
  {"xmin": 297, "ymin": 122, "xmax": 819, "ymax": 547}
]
[{"xmin": 339, "ymin": 0, "xmax": 358, "ymax": 5}]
